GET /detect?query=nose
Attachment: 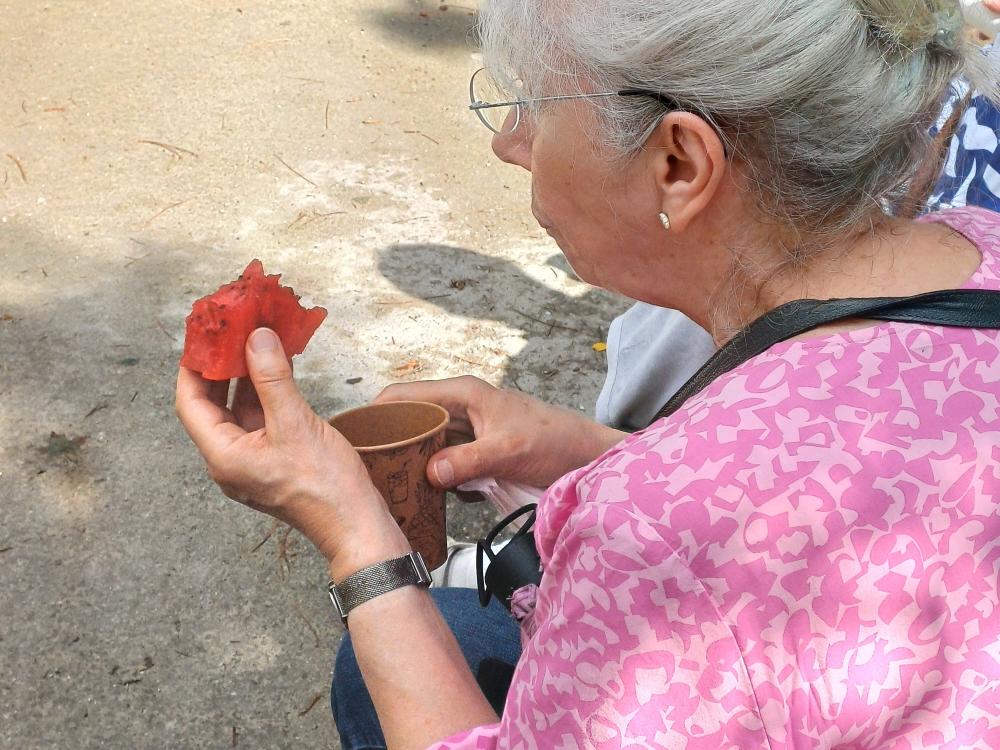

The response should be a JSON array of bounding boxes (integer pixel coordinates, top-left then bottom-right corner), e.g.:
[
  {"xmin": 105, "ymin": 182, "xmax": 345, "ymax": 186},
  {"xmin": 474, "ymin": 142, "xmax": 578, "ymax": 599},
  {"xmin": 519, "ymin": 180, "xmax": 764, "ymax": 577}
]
[{"xmin": 491, "ymin": 110, "xmax": 533, "ymax": 172}]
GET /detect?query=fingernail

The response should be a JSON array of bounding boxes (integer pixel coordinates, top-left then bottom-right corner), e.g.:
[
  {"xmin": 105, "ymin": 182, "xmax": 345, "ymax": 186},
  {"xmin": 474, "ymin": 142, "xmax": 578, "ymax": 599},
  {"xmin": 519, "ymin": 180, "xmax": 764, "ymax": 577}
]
[
  {"xmin": 250, "ymin": 328, "xmax": 279, "ymax": 352},
  {"xmin": 434, "ymin": 459, "xmax": 454, "ymax": 486}
]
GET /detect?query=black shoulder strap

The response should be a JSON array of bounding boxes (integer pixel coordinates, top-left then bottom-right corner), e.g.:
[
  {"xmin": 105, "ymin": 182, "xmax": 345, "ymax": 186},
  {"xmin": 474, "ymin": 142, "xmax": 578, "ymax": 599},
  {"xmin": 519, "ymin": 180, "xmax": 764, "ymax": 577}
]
[{"xmin": 649, "ymin": 289, "xmax": 1000, "ymax": 425}]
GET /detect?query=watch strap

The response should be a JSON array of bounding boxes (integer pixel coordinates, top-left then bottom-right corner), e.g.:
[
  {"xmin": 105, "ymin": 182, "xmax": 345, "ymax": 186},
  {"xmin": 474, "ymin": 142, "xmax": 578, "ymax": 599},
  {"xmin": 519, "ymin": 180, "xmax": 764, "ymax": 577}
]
[{"xmin": 328, "ymin": 551, "xmax": 432, "ymax": 625}]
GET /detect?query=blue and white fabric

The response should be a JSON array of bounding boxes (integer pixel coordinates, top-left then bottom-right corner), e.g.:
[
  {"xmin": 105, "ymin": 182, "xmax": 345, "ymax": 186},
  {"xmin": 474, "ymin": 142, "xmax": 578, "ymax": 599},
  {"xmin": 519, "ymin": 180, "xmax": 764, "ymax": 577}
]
[{"xmin": 927, "ymin": 39, "xmax": 1000, "ymax": 212}]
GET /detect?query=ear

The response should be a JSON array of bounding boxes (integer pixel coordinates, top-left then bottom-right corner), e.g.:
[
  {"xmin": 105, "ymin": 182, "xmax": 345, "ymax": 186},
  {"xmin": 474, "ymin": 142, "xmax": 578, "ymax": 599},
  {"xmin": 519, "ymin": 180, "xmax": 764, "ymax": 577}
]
[{"xmin": 648, "ymin": 112, "xmax": 727, "ymax": 233}]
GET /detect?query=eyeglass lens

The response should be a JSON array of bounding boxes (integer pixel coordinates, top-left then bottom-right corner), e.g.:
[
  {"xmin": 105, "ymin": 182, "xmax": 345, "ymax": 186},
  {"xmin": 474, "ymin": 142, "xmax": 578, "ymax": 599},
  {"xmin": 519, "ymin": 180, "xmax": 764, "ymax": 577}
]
[{"xmin": 471, "ymin": 68, "xmax": 520, "ymax": 134}]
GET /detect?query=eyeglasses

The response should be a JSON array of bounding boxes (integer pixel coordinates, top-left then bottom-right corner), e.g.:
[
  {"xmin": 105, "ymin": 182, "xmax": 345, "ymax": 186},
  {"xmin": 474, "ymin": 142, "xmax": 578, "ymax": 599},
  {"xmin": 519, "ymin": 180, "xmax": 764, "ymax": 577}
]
[{"xmin": 468, "ymin": 67, "xmax": 685, "ymax": 135}]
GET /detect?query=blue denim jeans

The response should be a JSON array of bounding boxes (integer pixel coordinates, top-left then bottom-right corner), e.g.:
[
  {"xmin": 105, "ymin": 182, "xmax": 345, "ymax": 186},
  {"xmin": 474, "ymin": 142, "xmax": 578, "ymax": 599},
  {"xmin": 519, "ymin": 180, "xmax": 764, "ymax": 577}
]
[{"xmin": 331, "ymin": 587, "xmax": 522, "ymax": 750}]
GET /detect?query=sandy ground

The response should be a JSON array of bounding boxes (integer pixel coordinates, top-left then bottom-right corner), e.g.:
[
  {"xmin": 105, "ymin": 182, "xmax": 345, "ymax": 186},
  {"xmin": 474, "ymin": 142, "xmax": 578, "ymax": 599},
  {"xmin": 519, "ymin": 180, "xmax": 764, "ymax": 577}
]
[{"xmin": 0, "ymin": 1, "xmax": 627, "ymax": 747}]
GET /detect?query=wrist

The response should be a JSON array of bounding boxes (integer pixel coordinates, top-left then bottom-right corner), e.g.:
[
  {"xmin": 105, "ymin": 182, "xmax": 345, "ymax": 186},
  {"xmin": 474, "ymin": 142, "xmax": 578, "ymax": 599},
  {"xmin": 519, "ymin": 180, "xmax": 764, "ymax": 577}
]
[
  {"xmin": 321, "ymin": 487, "xmax": 411, "ymax": 581},
  {"xmin": 292, "ymin": 480, "xmax": 412, "ymax": 580},
  {"xmin": 567, "ymin": 411, "xmax": 625, "ymax": 465},
  {"xmin": 327, "ymin": 528, "xmax": 412, "ymax": 582},
  {"xmin": 591, "ymin": 423, "xmax": 627, "ymax": 453}
]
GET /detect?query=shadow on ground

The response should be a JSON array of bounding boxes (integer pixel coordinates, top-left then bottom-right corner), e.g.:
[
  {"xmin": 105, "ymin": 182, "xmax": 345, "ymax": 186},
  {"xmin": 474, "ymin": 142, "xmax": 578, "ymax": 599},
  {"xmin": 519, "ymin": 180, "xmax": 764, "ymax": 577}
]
[
  {"xmin": 366, "ymin": 1, "xmax": 479, "ymax": 51},
  {"xmin": 0, "ymin": 222, "xmax": 344, "ymax": 749},
  {"xmin": 377, "ymin": 242, "xmax": 618, "ymax": 396},
  {"xmin": 1, "ymin": 227, "xmax": 625, "ymax": 748}
]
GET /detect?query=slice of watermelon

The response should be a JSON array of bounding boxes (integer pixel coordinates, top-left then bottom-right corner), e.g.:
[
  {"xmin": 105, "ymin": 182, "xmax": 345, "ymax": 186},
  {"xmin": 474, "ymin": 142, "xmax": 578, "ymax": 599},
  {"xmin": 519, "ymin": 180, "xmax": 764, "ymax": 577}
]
[{"xmin": 180, "ymin": 259, "xmax": 328, "ymax": 380}]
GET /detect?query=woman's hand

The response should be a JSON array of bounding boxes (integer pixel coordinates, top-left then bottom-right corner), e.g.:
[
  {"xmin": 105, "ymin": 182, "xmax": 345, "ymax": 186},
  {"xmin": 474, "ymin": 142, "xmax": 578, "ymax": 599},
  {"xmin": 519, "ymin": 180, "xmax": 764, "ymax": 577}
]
[
  {"xmin": 175, "ymin": 328, "xmax": 409, "ymax": 580},
  {"xmin": 375, "ymin": 376, "xmax": 627, "ymax": 490},
  {"xmin": 179, "ymin": 333, "xmax": 500, "ymax": 747}
]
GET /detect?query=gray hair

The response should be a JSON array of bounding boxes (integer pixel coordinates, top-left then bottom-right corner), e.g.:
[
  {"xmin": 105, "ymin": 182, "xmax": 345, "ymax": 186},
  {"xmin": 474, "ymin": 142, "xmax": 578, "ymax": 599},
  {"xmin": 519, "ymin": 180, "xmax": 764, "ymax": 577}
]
[{"xmin": 478, "ymin": 0, "xmax": 1000, "ymax": 245}]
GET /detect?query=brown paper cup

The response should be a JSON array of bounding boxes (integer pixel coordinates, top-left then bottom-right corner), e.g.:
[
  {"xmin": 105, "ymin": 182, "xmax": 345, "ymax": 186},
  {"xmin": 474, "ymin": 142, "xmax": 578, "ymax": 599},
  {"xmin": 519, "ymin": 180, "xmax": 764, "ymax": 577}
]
[{"xmin": 329, "ymin": 401, "xmax": 449, "ymax": 569}]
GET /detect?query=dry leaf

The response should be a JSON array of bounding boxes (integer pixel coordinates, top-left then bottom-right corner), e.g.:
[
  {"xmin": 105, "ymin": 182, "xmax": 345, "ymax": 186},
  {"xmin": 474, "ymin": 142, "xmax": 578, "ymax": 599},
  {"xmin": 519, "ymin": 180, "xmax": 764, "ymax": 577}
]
[
  {"xmin": 592, "ymin": 342, "xmax": 608, "ymax": 352},
  {"xmin": 393, "ymin": 360, "xmax": 423, "ymax": 376}
]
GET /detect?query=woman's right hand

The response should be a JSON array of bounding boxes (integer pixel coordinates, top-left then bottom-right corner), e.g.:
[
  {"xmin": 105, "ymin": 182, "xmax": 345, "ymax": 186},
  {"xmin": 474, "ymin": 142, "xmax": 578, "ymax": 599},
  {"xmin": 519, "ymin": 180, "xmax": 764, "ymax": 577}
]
[{"xmin": 375, "ymin": 376, "xmax": 627, "ymax": 489}]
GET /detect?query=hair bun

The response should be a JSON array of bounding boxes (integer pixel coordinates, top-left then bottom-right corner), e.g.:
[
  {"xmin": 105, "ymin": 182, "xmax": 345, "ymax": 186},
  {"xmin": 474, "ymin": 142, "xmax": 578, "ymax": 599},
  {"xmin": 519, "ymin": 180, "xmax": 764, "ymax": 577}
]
[{"xmin": 856, "ymin": 0, "xmax": 964, "ymax": 49}]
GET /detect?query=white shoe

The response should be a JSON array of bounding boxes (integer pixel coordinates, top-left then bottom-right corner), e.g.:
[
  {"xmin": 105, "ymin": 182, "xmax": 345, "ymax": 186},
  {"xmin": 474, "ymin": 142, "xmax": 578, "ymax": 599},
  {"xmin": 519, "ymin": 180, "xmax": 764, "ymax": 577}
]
[
  {"xmin": 430, "ymin": 539, "xmax": 477, "ymax": 588},
  {"xmin": 430, "ymin": 538, "xmax": 508, "ymax": 589}
]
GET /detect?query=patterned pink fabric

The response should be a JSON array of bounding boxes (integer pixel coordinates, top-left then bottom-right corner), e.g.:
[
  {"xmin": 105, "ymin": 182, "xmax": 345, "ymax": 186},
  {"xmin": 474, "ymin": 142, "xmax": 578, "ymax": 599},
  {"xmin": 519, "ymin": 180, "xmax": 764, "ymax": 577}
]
[{"xmin": 431, "ymin": 207, "xmax": 1000, "ymax": 750}]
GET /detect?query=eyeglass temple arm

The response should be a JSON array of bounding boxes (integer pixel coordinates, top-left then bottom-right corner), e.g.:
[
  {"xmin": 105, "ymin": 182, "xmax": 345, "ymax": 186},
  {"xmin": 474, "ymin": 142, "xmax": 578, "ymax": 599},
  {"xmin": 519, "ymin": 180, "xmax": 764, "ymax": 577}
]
[
  {"xmin": 468, "ymin": 87, "xmax": 727, "ymax": 152},
  {"xmin": 469, "ymin": 100, "xmax": 519, "ymax": 111},
  {"xmin": 617, "ymin": 89, "xmax": 683, "ymax": 110},
  {"xmin": 469, "ymin": 89, "xmax": 681, "ymax": 112}
]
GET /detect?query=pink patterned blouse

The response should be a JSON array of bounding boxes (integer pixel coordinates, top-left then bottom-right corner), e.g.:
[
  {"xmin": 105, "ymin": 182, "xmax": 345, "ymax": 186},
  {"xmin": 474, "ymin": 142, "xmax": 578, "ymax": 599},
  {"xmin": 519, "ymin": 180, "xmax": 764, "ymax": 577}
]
[{"xmin": 432, "ymin": 207, "xmax": 1000, "ymax": 750}]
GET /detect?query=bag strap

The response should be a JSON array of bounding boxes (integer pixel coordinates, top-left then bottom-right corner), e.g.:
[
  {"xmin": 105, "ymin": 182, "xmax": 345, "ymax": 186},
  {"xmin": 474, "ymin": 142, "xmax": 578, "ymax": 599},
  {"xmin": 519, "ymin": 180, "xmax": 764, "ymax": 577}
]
[
  {"xmin": 650, "ymin": 289, "xmax": 1000, "ymax": 425},
  {"xmin": 475, "ymin": 291, "xmax": 1000, "ymax": 610}
]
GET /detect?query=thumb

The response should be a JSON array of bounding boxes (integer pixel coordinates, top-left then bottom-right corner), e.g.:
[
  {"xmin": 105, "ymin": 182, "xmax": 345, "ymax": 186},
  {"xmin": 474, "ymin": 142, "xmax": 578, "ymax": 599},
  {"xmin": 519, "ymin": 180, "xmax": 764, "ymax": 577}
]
[
  {"xmin": 427, "ymin": 440, "xmax": 494, "ymax": 489},
  {"xmin": 245, "ymin": 328, "xmax": 309, "ymax": 433}
]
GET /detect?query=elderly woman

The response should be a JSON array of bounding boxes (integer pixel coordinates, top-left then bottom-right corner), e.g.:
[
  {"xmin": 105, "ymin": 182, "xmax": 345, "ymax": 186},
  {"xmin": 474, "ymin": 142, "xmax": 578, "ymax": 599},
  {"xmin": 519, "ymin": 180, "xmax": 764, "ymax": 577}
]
[
  {"xmin": 177, "ymin": 0, "xmax": 1000, "ymax": 748},
  {"xmin": 599, "ymin": 0, "xmax": 1000, "ymax": 434}
]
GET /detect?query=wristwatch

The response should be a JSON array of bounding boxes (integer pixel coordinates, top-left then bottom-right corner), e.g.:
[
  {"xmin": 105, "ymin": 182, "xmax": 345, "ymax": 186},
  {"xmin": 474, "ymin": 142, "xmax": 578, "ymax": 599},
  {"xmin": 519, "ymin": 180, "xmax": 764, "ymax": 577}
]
[{"xmin": 327, "ymin": 551, "xmax": 432, "ymax": 626}]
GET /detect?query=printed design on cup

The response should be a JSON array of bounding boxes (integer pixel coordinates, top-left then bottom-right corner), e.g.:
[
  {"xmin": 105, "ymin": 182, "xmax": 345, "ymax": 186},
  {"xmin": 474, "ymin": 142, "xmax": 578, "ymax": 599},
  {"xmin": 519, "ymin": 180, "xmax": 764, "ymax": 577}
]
[
  {"xmin": 404, "ymin": 474, "xmax": 447, "ymax": 567},
  {"xmin": 418, "ymin": 437, "xmax": 438, "ymax": 459},
  {"xmin": 385, "ymin": 468, "xmax": 410, "ymax": 507},
  {"xmin": 331, "ymin": 401, "xmax": 450, "ymax": 570}
]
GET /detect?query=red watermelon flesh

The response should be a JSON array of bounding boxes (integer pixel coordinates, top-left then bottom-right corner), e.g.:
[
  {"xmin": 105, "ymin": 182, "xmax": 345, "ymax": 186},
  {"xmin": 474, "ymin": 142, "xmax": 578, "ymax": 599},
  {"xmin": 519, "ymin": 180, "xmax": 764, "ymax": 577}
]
[{"xmin": 180, "ymin": 259, "xmax": 328, "ymax": 380}]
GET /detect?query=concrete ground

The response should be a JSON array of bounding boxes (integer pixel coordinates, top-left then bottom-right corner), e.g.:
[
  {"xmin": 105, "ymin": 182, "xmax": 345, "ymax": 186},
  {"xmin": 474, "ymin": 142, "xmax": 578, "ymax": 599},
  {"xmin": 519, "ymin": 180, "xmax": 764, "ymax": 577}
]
[{"xmin": 0, "ymin": 1, "xmax": 627, "ymax": 747}]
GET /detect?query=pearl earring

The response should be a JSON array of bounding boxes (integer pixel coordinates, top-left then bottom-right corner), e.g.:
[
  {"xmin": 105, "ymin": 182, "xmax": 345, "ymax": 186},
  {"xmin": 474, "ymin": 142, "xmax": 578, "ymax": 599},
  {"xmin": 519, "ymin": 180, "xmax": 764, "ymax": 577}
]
[{"xmin": 658, "ymin": 212, "xmax": 671, "ymax": 231}]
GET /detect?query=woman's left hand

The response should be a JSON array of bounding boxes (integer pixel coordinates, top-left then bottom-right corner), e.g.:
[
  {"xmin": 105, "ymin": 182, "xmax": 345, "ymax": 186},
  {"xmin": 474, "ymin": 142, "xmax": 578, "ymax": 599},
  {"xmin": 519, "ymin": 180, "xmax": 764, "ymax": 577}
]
[{"xmin": 175, "ymin": 327, "xmax": 408, "ymax": 579}]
